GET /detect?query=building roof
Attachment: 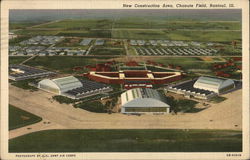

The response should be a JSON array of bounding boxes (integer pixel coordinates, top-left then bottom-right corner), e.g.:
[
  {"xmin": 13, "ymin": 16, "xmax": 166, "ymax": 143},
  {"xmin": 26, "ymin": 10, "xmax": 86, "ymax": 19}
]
[
  {"xmin": 52, "ymin": 76, "xmax": 83, "ymax": 92},
  {"xmin": 195, "ymin": 76, "xmax": 225, "ymax": 87},
  {"xmin": 121, "ymin": 88, "xmax": 169, "ymax": 108},
  {"xmin": 9, "ymin": 64, "xmax": 55, "ymax": 81},
  {"xmin": 193, "ymin": 76, "xmax": 235, "ymax": 92}
]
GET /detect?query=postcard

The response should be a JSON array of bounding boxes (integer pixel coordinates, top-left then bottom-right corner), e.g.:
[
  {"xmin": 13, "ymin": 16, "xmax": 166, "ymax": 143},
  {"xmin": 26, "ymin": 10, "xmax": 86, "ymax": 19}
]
[{"xmin": 1, "ymin": 0, "xmax": 249, "ymax": 159}]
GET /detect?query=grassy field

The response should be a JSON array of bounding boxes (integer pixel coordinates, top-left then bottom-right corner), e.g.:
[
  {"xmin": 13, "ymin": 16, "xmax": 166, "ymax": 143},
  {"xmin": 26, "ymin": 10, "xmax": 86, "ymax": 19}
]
[
  {"xmin": 154, "ymin": 57, "xmax": 212, "ymax": 70},
  {"xmin": 33, "ymin": 19, "xmax": 241, "ymax": 30},
  {"xmin": 90, "ymin": 48, "xmax": 126, "ymax": 55},
  {"xmin": 9, "ymin": 56, "xmax": 30, "ymax": 64},
  {"xmin": 146, "ymin": 66, "xmax": 176, "ymax": 72},
  {"xmin": 33, "ymin": 19, "xmax": 112, "ymax": 29},
  {"xmin": 9, "ymin": 129, "xmax": 242, "ymax": 152},
  {"xmin": 9, "ymin": 105, "xmax": 42, "ymax": 130},
  {"xmin": 56, "ymin": 30, "xmax": 111, "ymax": 38},
  {"xmin": 113, "ymin": 18, "xmax": 241, "ymax": 30},
  {"xmin": 10, "ymin": 79, "xmax": 38, "ymax": 91},
  {"xmin": 112, "ymin": 30, "xmax": 241, "ymax": 42},
  {"xmin": 112, "ymin": 29, "xmax": 168, "ymax": 40},
  {"xmin": 75, "ymin": 101, "xmax": 107, "ymax": 113},
  {"xmin": 209, "ymin": 96, "xmax": 227, "ymax": 103},
  {"xmin": 16, "ymin": 29, "xmax": 60, "ymax": 36},
  {"xmin": 12, "ymin": 19, "xmax": 241, "ymax": 43},
  {"xmin": 24, "ymin": 56, "xmax": 97, "ymax": 73},
  {"xmin": 166, "ymin": 96, "xmax": 200, "ymax": 113},
  {"xmin": 9, "ymin": 22, "xmax": 44, "ymax": 30},
  {"xmin": 9, "ymin": 56, "xmax": 216, "ymax": 73}
]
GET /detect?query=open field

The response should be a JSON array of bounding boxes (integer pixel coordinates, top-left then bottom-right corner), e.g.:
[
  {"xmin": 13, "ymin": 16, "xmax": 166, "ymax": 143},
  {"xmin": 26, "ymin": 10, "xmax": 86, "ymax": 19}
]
[
  {"xmin": 90, "ymin": 48, "xmax": 126, "ymax": 55},
  {"xmin": 10, "ymin": 22, "xmax": 46, "ymax": 30},
  {"xmin": 9, "ymin": 129, "xmax": 242, "ymax": 152},
  {"xmin": 9, "ymin": 105, "xmax": 42, "ymax": 130},
  {"xmin": 12, "ymin": 19, "xmax": 241, "ymax": 42},
  {"xmin": 112, "ymin": 29, "xmax": 241, "ymax": 42},
  {"xmin": 22, "ymin": 56, "xmax": 214, "ymax": 71},
  {"xmin": 15, "ymin": 29, "xmax": 60, "ymax": 36},
  {"xmin": 24, "ymin": 56, "xmax": 97, "ymax": 73},
  {"xmin": 154, "ymin": 57, "xmax": 212, "ymax": 70},
  {"xmin": 31, "ymin": 19, "xmax": 241, "ymax": 30},
  {"xmin": 32, "ymin": 19, "xmax": 112, "ymax": 29},
  {"xmin": 56, "ymin": 30, "xmax": 111, "ymax": 38},
  {"xmin": 9, "ymin": 56, "xmax": 30, "ymax": 64},
  {"xmin": 113, "ymin": 18, "xmax": 241, "ymax": 30}
]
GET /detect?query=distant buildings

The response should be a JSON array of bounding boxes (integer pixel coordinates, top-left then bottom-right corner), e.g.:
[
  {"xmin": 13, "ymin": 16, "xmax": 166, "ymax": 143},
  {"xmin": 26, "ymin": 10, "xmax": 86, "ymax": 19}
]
[
  {"xmin": 20, "ymin": 36, "xmax": 64, "ymax": 45},
  {"xmin": 80, "ymin": 39, "xmax": 92, "ymax": 46},
  {"xmin": 9, "ymin": 32, "xmax": 17, "ymax": 40},
  {"xmin": 9, "ymin": 64, "xmax": 56, "ymax": 81},
  {"xmin": 121, "ymin": 88, "xmax": 170, "ymax": 114},
  {"xmin": 95, "ymin": 39, "xmax": 105, "ymax": 45}
]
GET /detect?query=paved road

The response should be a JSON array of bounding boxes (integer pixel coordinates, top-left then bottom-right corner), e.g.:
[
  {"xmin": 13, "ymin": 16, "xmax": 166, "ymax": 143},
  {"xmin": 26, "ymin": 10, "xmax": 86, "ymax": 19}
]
[{"xmin": 9, "ymin": 85, "xmax": 242, "ymax": 139}]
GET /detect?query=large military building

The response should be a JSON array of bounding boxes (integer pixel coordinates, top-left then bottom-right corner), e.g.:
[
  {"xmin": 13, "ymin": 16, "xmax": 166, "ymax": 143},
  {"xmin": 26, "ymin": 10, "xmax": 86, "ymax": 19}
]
[
  {"xmin": 168, "ymin": 76, "xmax": 235, "ymax": 99},
  {"xmin": 121, "ymin": 88, "xmax": 170, "ymax": 114},
  {"xmin": 38, "ymin": 76, "xmax": 112, "ymax": 99},
  {"xmin": 193, "ymin": 76, "xmax": 235, "ymax": 93}
]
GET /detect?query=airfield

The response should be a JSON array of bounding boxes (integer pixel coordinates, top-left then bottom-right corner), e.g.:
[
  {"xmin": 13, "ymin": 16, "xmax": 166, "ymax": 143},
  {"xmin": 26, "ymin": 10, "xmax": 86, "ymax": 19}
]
[{"xmin": 8, "ymin": 13, "xmax": 243, "ymax": 152}]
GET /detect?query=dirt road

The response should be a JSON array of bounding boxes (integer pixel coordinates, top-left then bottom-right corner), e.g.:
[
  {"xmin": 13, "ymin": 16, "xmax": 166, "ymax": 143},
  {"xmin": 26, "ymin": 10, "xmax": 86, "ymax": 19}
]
[{"xmin": 9, "ymin": 85, "xmax": 242, "ymax": 139}]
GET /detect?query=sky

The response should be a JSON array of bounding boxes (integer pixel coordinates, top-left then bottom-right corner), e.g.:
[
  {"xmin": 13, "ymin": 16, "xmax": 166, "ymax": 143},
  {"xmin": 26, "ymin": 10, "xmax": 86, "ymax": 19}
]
[{"xmin": 10, "ymin": 9, "xmax": 241, "ymax": 23}]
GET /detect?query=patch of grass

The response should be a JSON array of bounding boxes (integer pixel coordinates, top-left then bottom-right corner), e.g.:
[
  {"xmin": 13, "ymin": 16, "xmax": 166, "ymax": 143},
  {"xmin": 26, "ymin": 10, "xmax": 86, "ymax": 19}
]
[
  {"xmin": 154, "ymin": 57, "xmax": 212, "ymax": 70},
  {"xmin": 9, "ymin": 56, "xmax": 31, "ymax": 64},
  {"xmin": 16, "ymin": 29, "xmax": 60, "ymax": 36},
  {"xmin": 57, "ymin": 30, "xmax": 111, "ymax": 38},
  {"xmin": 10, "ymin": 79, "xmax": 38, "ymax": 91},
  {"xmin": 166, "ymin": 30, "xmax": 241, "ymax": 42},
  {"xmin": 166, "ymin": 96, "xmax": 199, "ymax": 113},
  {"xmin": 75, "ymin": 101, "xmax": 107, "ymax": 113},
  {"xmin": 52, "ymin": 95, "xmax": 76, "ymax": 104},
  {"xmin": 146, "ymin": 66, "xmax": 176, "ymax": 72},
  {"xmin": 9, "ymin": 129, "xmax": 242, "ymax": 152},
  {"xmin": 209, "ymin": 96, "xmax": 227, "ymax": 103},
  {"xmin": 112, "ymin": 29, "xmax": 241, "ymax": 42},
  {"xmin": 9, "ymin": 105, "xmax": 42, "ymax": 130},
  {"xmin": 112, "ymin": 29, "xmax": 167, "ymax": 40},
  {"xmin": 90, "ymin": 48, "xmax": 125, "ymax": 55},
  {"xmin": 24, "ymin": 56, "xmax": 97, "ymax": 73},
  {"xmin": 113, "ymin": 18, "xmax": 241, "ymax": 30},
  {"xmin": 9, "ymin": 22, "xmax": 42, "ymax": 30},
  {"xmin": 34, "ymin": 19, "xmax": 112, "ymax": 29}
]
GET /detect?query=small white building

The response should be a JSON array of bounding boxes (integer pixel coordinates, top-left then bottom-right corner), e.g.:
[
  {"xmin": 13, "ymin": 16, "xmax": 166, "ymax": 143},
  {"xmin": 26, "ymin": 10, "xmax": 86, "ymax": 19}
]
[
  {"xmin": 121, "ymin": 88, "xmax": 170, "ymax": 114},
  {"xmin": 193, "ymin": 76, "xmax": 235, "ymax": 94}
]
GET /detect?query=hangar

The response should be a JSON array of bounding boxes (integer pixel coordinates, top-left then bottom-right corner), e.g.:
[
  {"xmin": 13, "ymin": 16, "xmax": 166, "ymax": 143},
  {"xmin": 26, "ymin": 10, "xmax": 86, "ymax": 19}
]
[
  {"xmin": 121, "ymin": 88, "xmax": 170, "ymax": 114},
  {"xmin": 193, "ymin": 76, "xmax": 235, "ymax": 94},
  {"xmin": 167, "ymin": 76, "xmax": 235, "ymax": 100},
  {"xmin": 38, "ymin": 76, "xmax": 112, "ymax": 99},
  {"xmin": 38, "ymin": 76, "xmax": 82, "ymax": 94}
]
